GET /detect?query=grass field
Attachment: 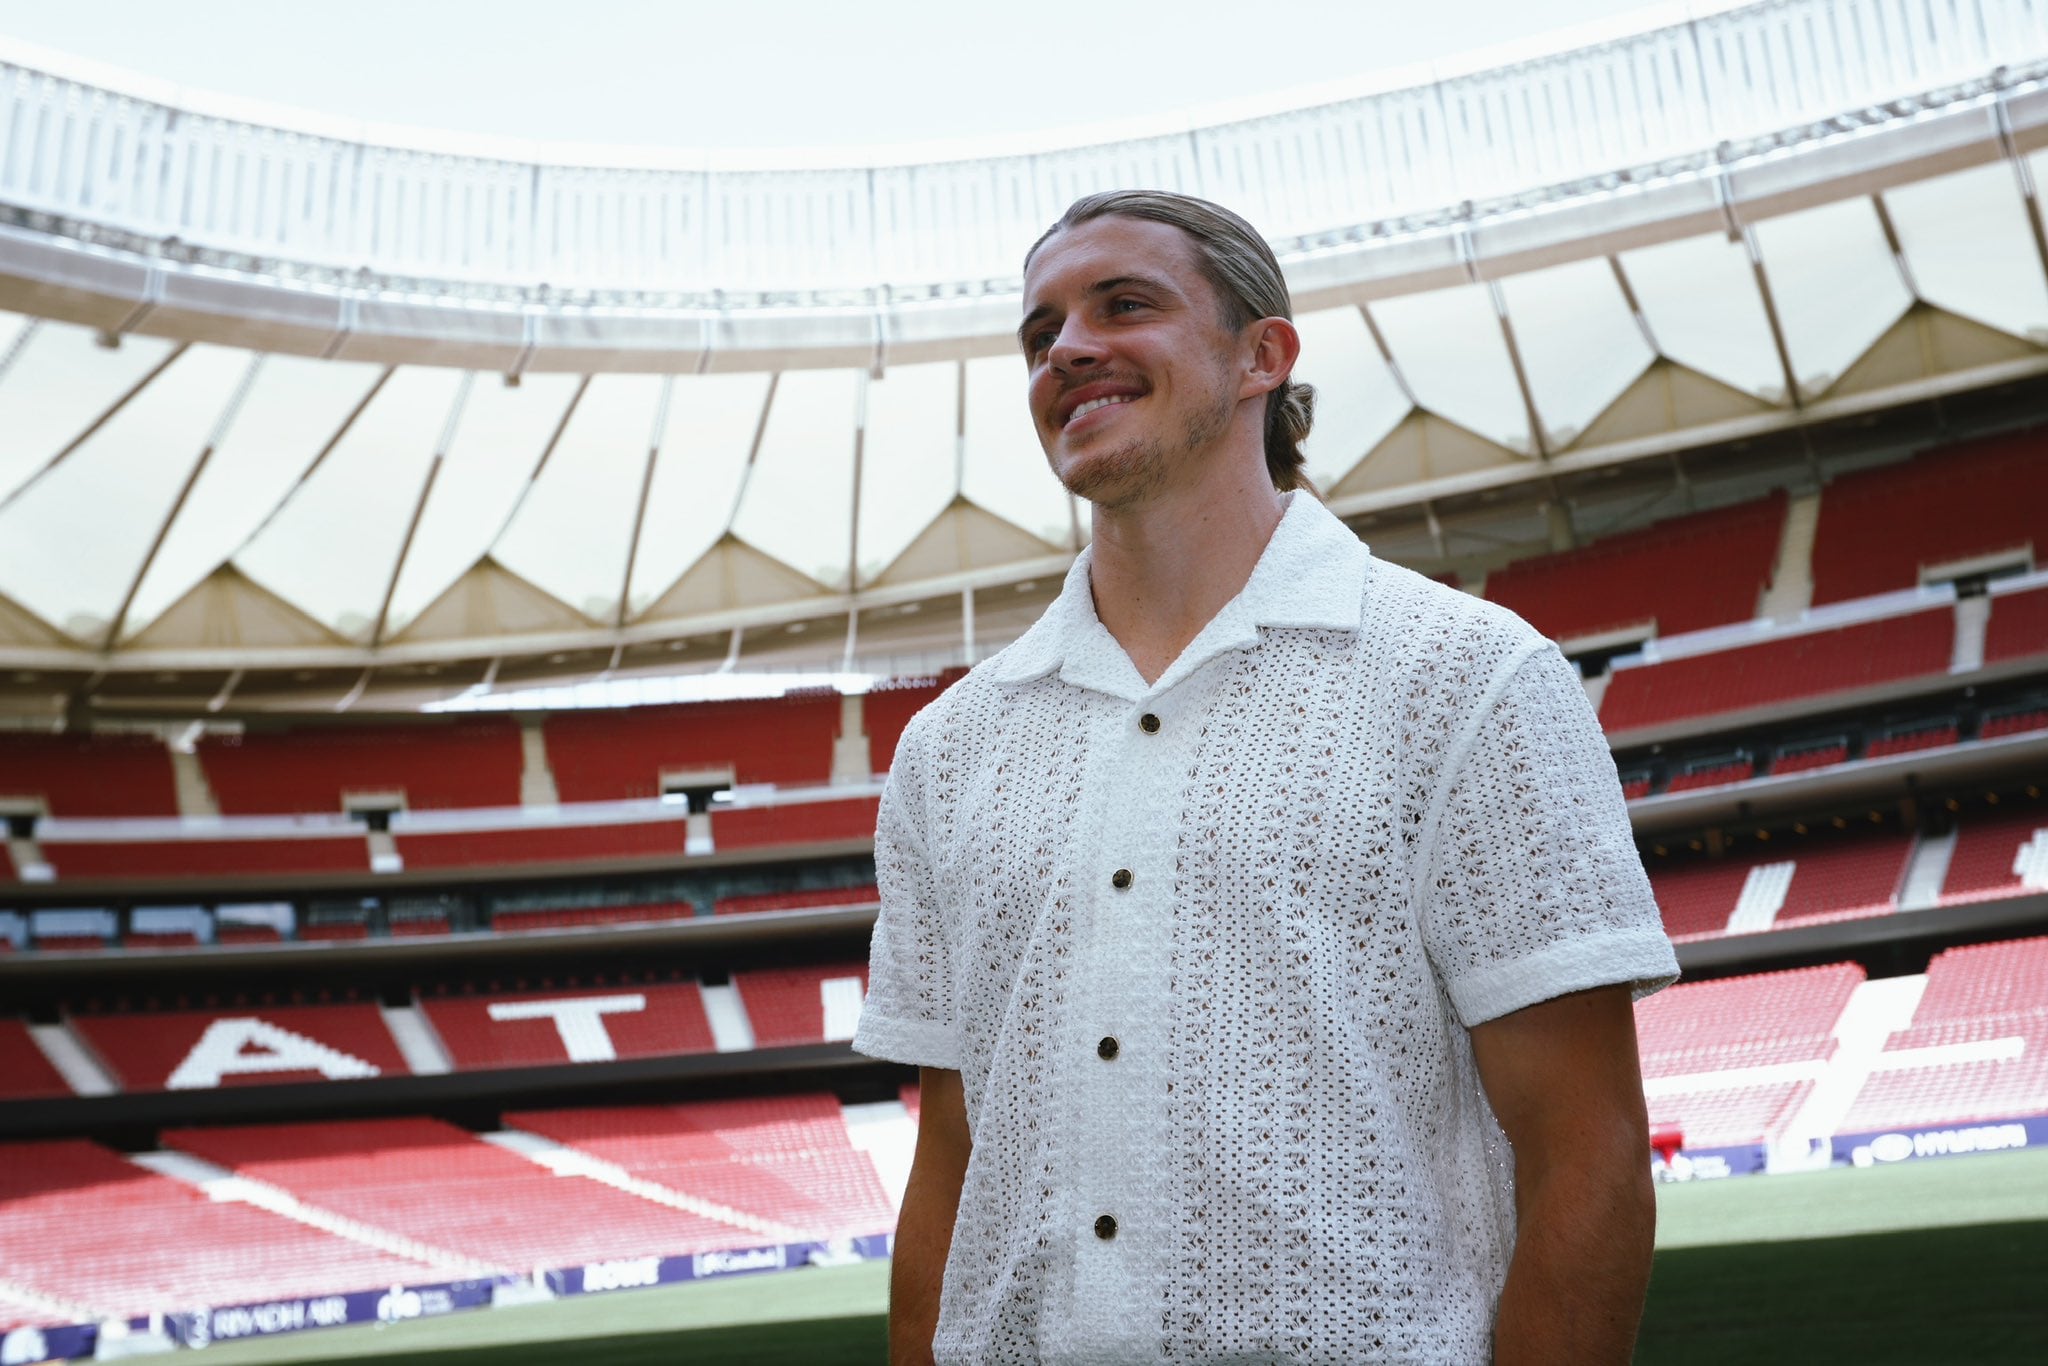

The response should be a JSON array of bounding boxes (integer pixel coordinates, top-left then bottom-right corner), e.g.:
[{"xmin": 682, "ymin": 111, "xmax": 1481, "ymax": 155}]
[{"xmin": 187, "ymin": 1147, "xmax": 2048, "ymax": 1364}]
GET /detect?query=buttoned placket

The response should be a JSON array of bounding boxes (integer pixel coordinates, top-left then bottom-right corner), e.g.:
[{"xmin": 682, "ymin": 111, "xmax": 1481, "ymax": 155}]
[{"xmin": 1047, "ymin": 687, "xmax": 1189, "ymax": 1359}]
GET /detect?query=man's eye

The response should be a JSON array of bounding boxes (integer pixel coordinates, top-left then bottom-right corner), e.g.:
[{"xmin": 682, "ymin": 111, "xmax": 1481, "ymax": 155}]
[
  {"xmin": 1110, "ymin": 298, "xmax": 1144, "ymax": 314},
  {"xmin": 1029, "ymin": 330, "xmax": 1057, "ymax": 353}
]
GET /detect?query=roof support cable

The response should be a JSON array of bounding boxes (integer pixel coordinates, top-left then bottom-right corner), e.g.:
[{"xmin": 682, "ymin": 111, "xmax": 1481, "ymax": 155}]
[
  {"xmin": 483, "ymin": 374, "xmax": 591, "ymax": 557},
  {"xmin": 103, "ymin": 352, "xmax": 265, "ymax": 652},
  {"xmin": 1737, "ymin": 216, "xmax": 1803, "ymax": 411},
  {"xmin": 371, "ymin": 371, "xmax": 475, "ymax": 648},
  {"xmin": 1868, "ymin": 194, "xmax": 1919, "ymax": 301},
  {"xmin": 225, "ymin": 366, "xmax": 392, "ymax": 564},
  {"xmin": 0, "ymin": 342, "xmax": 189, "ymax": 517},
  {"xmin": 1489, "ymin": 276, "xmax": 1550, "ymax": 461},
  {"xmin": 615, "ymin": 375, "xmax": 674, "ymax": 629},
  {"xmin": 1992, "ymin": 77, "xmax": 2048, "ymax": 306},
  {"xmin": 1608, "ymin": 255, "xmax": 1661, "ymax": 357}
]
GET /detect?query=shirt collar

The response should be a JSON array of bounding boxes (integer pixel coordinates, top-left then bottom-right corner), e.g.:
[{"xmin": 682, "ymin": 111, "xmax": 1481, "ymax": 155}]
[{"xmin": 985, "ymin": 491, "xmax": 1371, "ymax": 698}]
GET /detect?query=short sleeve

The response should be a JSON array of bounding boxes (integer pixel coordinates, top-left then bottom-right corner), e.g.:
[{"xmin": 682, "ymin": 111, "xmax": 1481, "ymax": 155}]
[
  {"xmin": 852, "ymin": 714, "xmax": 960, "ymax": 1069},
  {"xmin": 1420, "ymin": 640, "xmax": 1678, "ymax": 1027}
]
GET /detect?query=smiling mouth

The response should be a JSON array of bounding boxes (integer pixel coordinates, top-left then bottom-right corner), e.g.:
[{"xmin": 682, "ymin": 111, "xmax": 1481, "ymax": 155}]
[{"xmin": 1064, "ymin": 394, "xmax": 1138, "ymax": 427}]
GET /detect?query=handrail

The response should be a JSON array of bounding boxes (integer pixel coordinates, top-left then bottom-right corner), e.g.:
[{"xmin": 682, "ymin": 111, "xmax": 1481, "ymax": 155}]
[{"xmin": 1, "ymin": 1, "xmax": 2043, "ymax": 296}]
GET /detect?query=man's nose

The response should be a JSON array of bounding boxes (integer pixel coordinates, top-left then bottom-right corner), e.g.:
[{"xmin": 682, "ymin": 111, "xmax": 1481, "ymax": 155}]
[{"xmin": 1047, "ymin": 318, "xmax": 1103, "ymax": 372}]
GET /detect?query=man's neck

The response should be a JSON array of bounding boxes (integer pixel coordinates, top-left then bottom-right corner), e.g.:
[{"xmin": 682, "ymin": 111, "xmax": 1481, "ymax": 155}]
[{"xmin": 1086, "ymin": 462, "xmax": 1288, "ymax": 686}]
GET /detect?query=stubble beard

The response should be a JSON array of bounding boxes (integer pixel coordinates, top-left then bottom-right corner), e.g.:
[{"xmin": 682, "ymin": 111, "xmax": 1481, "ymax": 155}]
[{"xmin": 1053, "ymin": 386, "xmax": 1237, "ymax": 513}]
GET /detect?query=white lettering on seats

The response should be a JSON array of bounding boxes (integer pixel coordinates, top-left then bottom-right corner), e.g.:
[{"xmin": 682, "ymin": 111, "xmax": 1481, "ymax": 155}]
[
  {"xmin": 167, "ymin": 1018, "xmax": 381, "ymax": 1089},
  {"xmin": 2014, "ymin": 829, "xmax": 2048, "ymax": 891},
  {"xmin": 486, "ymin": 994, "xmax": 647, "ymax": 1062},
  {"xmin": 819, "ymin": 977, "xmax": 866, "ymax": 1042}
]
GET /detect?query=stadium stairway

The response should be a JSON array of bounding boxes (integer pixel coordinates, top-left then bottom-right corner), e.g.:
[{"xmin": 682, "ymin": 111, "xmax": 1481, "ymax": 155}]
[
  {"xmin": 131, "ymin": 1149, "xmax": 493, "ymax": 1276},
  {"xmin": 1756, "ymin": 491, "xmax": 1820, "ymax": 620},
  {"xmin": 481, "ymin": 1130, "xmax": 807, "ymax": 1244}
]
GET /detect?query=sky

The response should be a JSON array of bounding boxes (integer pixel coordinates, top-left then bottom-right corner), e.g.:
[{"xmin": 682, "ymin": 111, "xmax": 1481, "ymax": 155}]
[{"xmin": 0, "ymin": 0, "xmax": 1663, "ymax": 152}]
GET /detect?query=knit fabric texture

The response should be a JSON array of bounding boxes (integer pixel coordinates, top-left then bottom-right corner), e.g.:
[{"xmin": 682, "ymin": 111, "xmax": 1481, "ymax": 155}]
[{"xmin": 855, "ymin": 492, "xmax": 1678, "ymax": 1365}]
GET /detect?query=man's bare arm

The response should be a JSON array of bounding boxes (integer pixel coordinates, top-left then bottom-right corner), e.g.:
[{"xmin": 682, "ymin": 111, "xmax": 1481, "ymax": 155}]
[
  {"xmin": 1469, "ymin": 984, "xmax": 1657, "ymax": 1366},
  {"xmin": 891, "ymin": 1066, "xmax": 970, "ymax": 1366}
]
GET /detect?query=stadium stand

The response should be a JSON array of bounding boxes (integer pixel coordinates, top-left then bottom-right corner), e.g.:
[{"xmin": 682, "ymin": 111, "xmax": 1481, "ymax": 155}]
[
  {"xmin": 214, "ymin": 923, "xmax": 286, "ymax": 945},
  {"xmin": 0, "ymin": 731, "xmax": 179, "ymax": 817},
  {"xmin": 1666, "ymin": 760, "xmax": 1754, "ymax": 794},
  {"xmin": 0, "ymin": 843, "xmax": 13, "ymax": 882},
  {"xmin": 1838, "ymin": 936, "xmax": 2048, "ymax": 1133},
  {"xmin": 393, "ymin": 819, "xmax": 689, "ymax": 870},
  {"xmin": 1986, "ymin": 582, "xmax": 2048, "ymax": 665},
  {"xmin": 711, "ymin": 796, "xmax": 881, "ymax": 850},
  {"xmin": 1807, "ymin": 432, "xmax": 2048, "ymax": 606},
  {"xmin": 732, "ymin": 964, "xmax": 869, "ymax": 1047},
  {"xmin": 1865, "ymin": 723, "xmax": 1959, "ymax": 759},
  {"xmin": 508, "ymin": 1094, "xmax": 896, "ymax": 1237},
  {"xmin": 1619, "ymin": 774, "xmax": 1652, "ymax": 801},
  {"xmin": 545, "ymin": 695, "xmax": 840, "ymax": 798},
  {"xmin": 120, "ymin": 929, "xmax": 202, "ymax": 949},
  {"xmin": 163, "ymin": 1118, "xmax": 763, "ymax": 1264},
  {"xmin": 1483, "ymin": 491, "xmax": 1787, "ymax": 641},
  {"xmin": 1982, "ymin": 707, "xmax": 2048, "ymax": 739},
  {"xmin": 420, "ymin": 983, "xmax": 717, "ymax": 1069},
  {"xmin": 714, "ymin": 885, "xmax": 879, "ymax": 915},
  {"xmin": 1635, "ymin": 963, "xmax": 1864, "ymax": 1148},
  {"xmin": 1939, "ymin": 804, "xmax": 2048, "ymax": 905},
  {"xmin": 69, "ymin": 1004, "xmax": 409, "ymax": 1092},
  {"xmin": 1772, "ymin": 741, "xmax": 1850, "ymax": 775},
  {"xmin": 197, "ymin": 720, "xmax": 524, "ymax": 815},
  {"xmin": 27, "ymin": 934, "xmax": 106, "ymax": 952},
  {"xmin": 1646, "ymin": 827, "xmax": 1910, "ymax": 940},
  {"xmin": 1600, "ymin": 608, "xmax": 1954, "ymax": 733},
  {"xmin": 0, "ymin": 1020, "xmax": 70, "ymax": 1099},
  {"xmin": 492, "ymin": 900, "xmax": 694, "ymax": 932},
  {"xmin": 37, "ymin": 834, "xmax": 371, "ymax": 881},
  {"xmin": 0, "ymin": 1139, "xmax": 451, "ymax": 1321}
]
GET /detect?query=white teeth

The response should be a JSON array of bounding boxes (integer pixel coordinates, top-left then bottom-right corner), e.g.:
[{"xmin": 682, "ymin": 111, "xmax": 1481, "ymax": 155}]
[{"xmin": 1068, "ymin": 394, "xmax": 1135, "ymax": 424}]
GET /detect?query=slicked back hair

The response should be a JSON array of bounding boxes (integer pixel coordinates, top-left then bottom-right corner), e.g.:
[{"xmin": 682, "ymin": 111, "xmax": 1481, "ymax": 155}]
[{"xmin": 1026, "ymin": 190, "xmax": 1317, "ymax": 496}]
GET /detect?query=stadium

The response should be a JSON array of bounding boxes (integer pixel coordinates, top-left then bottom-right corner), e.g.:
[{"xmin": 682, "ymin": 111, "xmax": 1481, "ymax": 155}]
[{"xmin": 1, "ymin": 0, "xmax": 2046, "ymax": 1360}]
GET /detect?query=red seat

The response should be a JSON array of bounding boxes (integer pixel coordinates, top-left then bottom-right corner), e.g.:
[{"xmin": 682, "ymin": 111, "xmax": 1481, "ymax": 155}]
[
  {"xmin": 1601, "ymin": 610, "xmax": 1953, "ymax": 733},
  {"xmin": 1485, "ymin": 491, "xmax": 1786, "ymax": 641}
]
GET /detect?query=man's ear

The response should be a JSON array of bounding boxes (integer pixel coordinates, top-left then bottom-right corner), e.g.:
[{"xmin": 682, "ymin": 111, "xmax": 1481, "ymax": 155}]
[{"xmin": 1241, "ymin": 317, "xmax": 1301, "ymax": 401}]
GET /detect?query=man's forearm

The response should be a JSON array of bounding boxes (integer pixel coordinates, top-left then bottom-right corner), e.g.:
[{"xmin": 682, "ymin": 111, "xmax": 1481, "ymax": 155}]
[
  {"xmin": 889, "ymin": 1171, "xmax": 957, "ymax": 1365},
  {"xmin": 1492, "ymin": 1160, "xmax": 1655, "ymax": 1366}
]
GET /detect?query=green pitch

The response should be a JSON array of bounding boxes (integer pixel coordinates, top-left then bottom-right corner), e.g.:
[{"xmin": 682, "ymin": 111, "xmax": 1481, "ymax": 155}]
[{"xmin": 187, "ymin": 1147, "xmax": 2048, "ymax": 1364}]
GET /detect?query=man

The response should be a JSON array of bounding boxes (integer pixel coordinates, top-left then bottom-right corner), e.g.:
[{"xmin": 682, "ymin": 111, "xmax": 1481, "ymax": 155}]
[{"xmin": 854, "ymin": 190, "xmax": 1679, "ymax": 1364}]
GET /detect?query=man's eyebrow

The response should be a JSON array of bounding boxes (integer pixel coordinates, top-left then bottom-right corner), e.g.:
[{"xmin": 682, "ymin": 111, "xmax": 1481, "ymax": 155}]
[{"xmin": 1016, "ymin": 275, "xmax": 1175, "ymax": 352}]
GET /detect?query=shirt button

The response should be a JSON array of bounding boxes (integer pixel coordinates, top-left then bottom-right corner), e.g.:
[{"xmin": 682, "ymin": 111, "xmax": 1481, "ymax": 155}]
[
  {"xmin": 1097, "ymin": 1036, "xmax": 1119, "ymax": 1060},
  {"xmin": 1139, "ymin": 713, "xmax": 1161, "ymax": 734},
  {"xmin": 1111, "ymin": 868, "xmax": 1133, "ymax": 890},
  {"xmin": 1094, "ymin": 1214, "xmax": 1118, "ymax": 1240}
]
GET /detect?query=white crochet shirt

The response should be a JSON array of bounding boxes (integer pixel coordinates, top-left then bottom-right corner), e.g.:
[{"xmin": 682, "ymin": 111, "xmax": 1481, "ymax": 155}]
[{"xmin": 855, "ymin": 492, "xmax": 1678, "ymax": 1365}]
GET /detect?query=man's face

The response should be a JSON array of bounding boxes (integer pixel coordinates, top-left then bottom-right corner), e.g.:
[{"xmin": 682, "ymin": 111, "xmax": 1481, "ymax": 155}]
[{"xmin": 1019, "ymin": 215, "xmax": 1245, "ymax": 510}]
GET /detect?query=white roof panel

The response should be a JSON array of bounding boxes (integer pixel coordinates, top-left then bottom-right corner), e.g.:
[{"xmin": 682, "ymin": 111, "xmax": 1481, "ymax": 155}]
[
  {"xmin": 961, "ymin": 354, "xmax": 1072, "ymax": 551},
  {"xmin": 496, "ymin": 373, "xmax": 668, "ymax": 624},
  {"xmin": 630, "ymin": 371, "xmax": 772, "ymax": 617},
  {"xmin": 1887, "ymin": 161, "xmax": 2048, "ymax": 344},
  {"xmin": 730, "ymin": 368, "xmax": 861, "ymax": 589},
  {"xmin": 0, "ymin": 343, "xmax": 247, "ymax": 640},
  {"xmin": 857, "ymin": 361, "xmax": 960, "ymax": 586},
  {"xmin": 235, "ymin": 366, "xmax": 465, "ymax": 641},
  {"xmin": 1751, "ymin": 198, "xmax": 1913, "ymax": 400},
  {"xmin": 124, "ymin": 354, "xmax": 387, "ymax": 640},
  {"xmin": 383, "ymin": 371, "xmax": 584, "ymax": 637}
]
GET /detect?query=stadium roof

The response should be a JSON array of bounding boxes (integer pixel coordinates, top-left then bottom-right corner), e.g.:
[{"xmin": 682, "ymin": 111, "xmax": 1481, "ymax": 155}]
[{"xmin": 1, "ymin": 0, "xmax": 2047, "ymax": 713}]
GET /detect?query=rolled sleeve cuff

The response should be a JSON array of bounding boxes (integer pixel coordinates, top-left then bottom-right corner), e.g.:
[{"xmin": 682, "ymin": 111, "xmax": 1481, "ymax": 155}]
[
  {"xmin": 851, "ymin": 1008, "xmax": 961, "ymax": 1071},
  {"xmin": 1445, "ymin": 927, "xmax": 1680, "ymax": 1028}
]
